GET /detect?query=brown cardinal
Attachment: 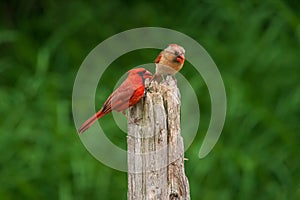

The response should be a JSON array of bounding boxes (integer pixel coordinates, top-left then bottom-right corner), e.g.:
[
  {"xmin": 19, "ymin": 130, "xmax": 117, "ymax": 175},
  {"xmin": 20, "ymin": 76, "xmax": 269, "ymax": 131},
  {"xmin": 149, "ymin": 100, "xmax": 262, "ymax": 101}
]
[
  {"xmin": 152, "ymin": 44, "xmax": 185, "ymax": 82},
  {"xmin": 78, "ymin": 68, "xmax": 152, "ymax": 134}
]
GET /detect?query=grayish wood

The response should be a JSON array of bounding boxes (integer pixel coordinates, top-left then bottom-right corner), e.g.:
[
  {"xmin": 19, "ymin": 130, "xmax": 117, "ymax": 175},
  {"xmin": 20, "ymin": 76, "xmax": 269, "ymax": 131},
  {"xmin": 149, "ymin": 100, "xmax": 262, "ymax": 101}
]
[{"xmin": 128, "ymin": 76, "xmax": 190, "ymax": 200}]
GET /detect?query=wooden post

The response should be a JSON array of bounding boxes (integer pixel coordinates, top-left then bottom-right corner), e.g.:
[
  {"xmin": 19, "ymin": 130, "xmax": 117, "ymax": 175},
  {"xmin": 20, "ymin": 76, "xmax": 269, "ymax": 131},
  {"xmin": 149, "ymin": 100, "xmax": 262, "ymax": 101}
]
[{"xmin": 127, "ymin": 76, "xmax": 190, "ymax": 200}]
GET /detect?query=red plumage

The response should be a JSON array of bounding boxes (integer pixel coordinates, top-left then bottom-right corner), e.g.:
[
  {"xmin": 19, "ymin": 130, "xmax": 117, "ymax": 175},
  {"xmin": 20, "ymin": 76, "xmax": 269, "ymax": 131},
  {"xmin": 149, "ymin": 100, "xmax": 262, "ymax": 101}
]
[
  {"xmin": 154, "ymin": 53, "xmax": 162, "ymax": 63},
  {"xmin": 78, "ymin": 68, "xmax": 152, "ymax": 134}
]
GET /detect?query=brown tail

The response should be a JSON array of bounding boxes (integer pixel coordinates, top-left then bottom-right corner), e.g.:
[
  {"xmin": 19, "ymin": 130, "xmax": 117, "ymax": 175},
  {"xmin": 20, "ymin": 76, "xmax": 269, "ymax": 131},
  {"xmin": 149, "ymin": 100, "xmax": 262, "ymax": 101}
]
[{"xmin": 78, "ymin": 110, "xmax": 105, "ymax": 134}]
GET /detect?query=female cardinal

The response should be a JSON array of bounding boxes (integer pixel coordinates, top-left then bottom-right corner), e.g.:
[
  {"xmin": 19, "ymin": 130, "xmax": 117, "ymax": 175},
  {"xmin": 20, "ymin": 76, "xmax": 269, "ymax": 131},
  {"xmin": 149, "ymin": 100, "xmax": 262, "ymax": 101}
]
[
  {"xmin": 78, "ymin": 68, "xmax": 152, "ymax": 134},
  {"xmin": 152, "ymin": 44, "xmax": 185, "ymax": 82}
]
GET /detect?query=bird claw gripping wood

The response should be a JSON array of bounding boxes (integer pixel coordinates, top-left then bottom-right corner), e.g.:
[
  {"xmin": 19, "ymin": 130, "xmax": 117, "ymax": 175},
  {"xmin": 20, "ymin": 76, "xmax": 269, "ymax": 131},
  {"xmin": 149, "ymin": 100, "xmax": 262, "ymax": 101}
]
[{"xmin": 144, "ymin": 78, "xmax": 151, "ymax": 97}]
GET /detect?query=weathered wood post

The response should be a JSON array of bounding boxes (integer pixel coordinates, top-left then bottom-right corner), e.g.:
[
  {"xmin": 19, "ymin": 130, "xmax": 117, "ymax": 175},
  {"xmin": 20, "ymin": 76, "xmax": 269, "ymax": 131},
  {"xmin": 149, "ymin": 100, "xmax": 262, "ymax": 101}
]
[{"xmin": 127, "ymin": 76, "xmax": 190, "ymax": 200}]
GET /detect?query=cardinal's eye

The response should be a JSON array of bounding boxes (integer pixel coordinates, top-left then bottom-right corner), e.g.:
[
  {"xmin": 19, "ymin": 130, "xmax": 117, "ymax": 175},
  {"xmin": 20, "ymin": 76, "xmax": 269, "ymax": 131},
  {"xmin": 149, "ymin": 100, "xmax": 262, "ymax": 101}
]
[{"xmin": 137, "ymin": 71, "xmax": 144, "ymax": 76}]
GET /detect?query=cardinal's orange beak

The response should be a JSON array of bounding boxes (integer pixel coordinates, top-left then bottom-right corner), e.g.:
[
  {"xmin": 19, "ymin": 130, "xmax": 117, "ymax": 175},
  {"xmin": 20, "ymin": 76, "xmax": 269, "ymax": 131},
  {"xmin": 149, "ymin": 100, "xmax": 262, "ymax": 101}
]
[{"xmin": 176, "ymin": 54, "xmax": 185, "ymax": 63}]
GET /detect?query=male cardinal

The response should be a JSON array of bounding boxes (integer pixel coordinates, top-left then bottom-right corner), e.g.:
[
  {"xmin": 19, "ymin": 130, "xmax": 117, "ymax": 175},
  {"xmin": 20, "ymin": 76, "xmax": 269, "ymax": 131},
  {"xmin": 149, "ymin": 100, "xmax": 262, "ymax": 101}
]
[
  {"xmin": 152, "ymin": 44, "xmax": 185, "ymax": 82},
  {"xmin": 78, "ymin": 68, "xmax": 152, "ymax": 134}
]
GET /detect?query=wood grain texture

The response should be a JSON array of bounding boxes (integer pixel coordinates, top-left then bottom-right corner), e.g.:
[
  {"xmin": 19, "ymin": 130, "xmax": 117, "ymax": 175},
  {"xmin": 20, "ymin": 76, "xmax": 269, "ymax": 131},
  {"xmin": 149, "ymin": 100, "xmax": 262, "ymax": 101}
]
[{"xmin": 128, "ymin": 77, "xmax": 190, "ymax": 200}]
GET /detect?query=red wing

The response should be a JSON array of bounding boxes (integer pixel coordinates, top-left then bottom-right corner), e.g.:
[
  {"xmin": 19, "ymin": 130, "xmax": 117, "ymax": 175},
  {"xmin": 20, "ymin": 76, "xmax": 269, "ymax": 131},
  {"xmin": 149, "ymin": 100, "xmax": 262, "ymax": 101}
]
[
  {"xmin": 129, "ymin": 86, "xmax": 145, "ymax": 106},
  {"xmin": 106, "ymin": 81, "xmax": 140, "ymax": 112},
  {"xmin": 96, "ymin": 83, "xmax": 133, "ymax": 115},
  {"xmin": 155, "ymin": 53, "xmax": 162, "ymax": 63}
]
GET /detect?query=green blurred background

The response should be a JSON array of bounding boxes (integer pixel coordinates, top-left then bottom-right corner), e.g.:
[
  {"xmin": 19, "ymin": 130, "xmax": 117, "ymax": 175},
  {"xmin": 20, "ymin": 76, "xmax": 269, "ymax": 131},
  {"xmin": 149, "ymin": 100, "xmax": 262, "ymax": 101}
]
[{"xmin": 1, "ymin": 0, "xmax": 300, "ymax": 199}]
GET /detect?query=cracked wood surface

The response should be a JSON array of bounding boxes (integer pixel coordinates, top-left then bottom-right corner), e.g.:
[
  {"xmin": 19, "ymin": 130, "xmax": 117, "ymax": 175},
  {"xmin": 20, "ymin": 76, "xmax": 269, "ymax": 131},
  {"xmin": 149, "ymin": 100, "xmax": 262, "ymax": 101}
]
[{"xmin": 128, "ymin": 77, "xmax": 190, "ymax": 200}]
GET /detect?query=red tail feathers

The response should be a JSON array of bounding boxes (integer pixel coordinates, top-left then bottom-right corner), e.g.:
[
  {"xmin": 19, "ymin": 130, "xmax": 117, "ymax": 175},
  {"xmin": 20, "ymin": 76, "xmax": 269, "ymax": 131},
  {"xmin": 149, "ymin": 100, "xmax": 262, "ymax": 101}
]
[{"xmin": 78, "ymin": 110, "xmax": 105, "ymax": 134}]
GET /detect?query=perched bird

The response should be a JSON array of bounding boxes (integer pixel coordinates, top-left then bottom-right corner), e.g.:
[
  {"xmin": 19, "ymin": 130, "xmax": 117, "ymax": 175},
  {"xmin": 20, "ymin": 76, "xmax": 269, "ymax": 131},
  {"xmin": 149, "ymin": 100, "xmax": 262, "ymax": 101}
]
[
  {"xmin": 152, "ymin": 44, "xmax": 185, "ymax": 82},
  {"xmin": 78, "ymin": 68, "xmax": 152, "ymax": 134}
]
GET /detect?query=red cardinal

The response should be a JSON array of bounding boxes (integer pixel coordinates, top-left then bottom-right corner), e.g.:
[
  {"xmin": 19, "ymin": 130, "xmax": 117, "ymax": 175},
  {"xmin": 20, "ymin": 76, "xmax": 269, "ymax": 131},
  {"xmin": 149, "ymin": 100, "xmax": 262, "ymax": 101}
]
[
  {"xmin": 78, "ymin": 68, "xmax": 152, "ymax": 134},
  {"xmin": 152, "ymin": 44, "xmax": 185, "ymax": 82}
]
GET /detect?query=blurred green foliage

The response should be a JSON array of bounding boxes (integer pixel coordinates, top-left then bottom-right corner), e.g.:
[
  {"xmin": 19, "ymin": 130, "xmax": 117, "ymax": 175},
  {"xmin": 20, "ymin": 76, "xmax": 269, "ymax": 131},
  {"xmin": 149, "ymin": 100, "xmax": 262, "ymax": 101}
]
[{"xmin": 1, "ymin": 0, "xmax": 300, "ymax": 199}]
